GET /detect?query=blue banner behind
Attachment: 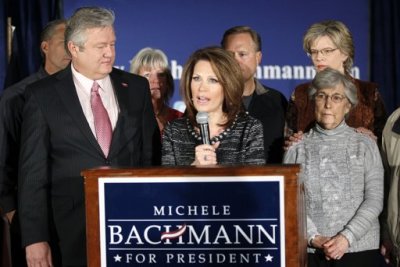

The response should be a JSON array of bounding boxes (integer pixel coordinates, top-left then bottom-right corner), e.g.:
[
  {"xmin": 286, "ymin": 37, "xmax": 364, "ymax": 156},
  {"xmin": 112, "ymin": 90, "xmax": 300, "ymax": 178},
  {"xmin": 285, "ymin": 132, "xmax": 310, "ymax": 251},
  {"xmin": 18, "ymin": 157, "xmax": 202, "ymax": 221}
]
[
  {"xmin": 99, "ymin": 176, "xmax": 285, "ymax": 266},
  {"xmin": 64, "ymin": 0, "xmax": 369, "ymax": 111}
]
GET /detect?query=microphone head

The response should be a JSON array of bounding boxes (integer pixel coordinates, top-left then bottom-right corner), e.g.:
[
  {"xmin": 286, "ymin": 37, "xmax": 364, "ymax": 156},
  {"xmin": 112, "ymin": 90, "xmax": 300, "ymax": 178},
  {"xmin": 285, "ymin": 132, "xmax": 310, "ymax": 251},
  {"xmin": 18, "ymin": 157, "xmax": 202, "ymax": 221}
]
[{"xmin": 196, "ymin": 112, "xmax": 209, "ymax": 124}]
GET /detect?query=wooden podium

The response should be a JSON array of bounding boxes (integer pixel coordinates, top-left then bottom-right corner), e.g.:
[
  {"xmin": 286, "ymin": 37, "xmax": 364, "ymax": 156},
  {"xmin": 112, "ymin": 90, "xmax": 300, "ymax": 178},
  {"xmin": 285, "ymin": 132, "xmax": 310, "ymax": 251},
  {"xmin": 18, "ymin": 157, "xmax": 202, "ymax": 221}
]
[{"xmin": 83, "ymin": 165, "xmax": 306, "ymax": 267}]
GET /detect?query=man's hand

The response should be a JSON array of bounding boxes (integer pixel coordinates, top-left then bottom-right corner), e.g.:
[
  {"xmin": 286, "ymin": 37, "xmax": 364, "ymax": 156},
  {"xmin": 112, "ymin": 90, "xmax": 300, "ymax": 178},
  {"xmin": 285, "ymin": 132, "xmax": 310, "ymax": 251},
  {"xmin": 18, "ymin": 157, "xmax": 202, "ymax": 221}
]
[
  {"xmin": 380, "ymin": 239, "xmax": 394, "ymax": 265},
  {"xmin": 284, "ymin": 131, "xmax": 304, "ymax": 151},
  {"xmin": 26, "ymin": 242, "xmax": 53, "ymax": 267}
]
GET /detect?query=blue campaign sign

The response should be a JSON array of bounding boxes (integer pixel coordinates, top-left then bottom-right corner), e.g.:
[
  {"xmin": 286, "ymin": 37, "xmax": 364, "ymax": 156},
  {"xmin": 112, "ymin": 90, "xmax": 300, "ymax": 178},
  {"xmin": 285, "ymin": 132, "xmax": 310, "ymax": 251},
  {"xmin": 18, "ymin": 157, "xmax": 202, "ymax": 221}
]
[
  {"xmin": 98, "ymin": 176, "xmax": 285, "ymax": 266},
  {"xmin": 64, "ymin": 0, "xmax": 369, "ymax": 111}
]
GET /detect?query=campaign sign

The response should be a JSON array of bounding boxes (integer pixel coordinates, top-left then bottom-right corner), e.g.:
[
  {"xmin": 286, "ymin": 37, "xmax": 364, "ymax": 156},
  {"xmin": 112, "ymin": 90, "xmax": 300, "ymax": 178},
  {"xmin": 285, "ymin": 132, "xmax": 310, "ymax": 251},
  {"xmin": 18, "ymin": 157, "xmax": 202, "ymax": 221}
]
[{"xmin": 98, "ymin": 176, "xmax": 285, "ymax": 266}]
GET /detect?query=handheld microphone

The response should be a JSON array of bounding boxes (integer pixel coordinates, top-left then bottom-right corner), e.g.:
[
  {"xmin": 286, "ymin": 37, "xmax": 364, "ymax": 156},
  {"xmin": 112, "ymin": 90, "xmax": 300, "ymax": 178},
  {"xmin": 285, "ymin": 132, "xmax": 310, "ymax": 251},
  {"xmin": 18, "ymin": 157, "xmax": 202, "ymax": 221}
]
[{"xmin": 196, "ymin": 112, "xmax": 211, "ymax": 145}]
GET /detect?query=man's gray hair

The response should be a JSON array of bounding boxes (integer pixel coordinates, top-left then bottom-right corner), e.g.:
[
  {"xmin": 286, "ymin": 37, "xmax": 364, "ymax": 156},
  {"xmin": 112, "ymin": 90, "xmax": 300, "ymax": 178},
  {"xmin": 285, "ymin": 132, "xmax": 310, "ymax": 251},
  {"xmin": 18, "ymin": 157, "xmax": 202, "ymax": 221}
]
[
  {"xmin": 309, "ymin": 67, "xmax": 358, "ymax": 106},
  {"xmin": 65, "ymin": 7, "xmax": 115, "ymax": 56}
]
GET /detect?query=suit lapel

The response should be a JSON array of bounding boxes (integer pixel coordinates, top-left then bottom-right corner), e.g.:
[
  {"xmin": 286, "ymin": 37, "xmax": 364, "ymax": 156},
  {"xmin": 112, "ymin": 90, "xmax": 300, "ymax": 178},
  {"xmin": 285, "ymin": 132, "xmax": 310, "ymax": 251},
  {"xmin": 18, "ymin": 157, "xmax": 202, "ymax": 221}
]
[
  {"xmin": 54, "ymin": 68, "xmax": 139, "ymax": 159},
  {"xmin": 108, "ymin": 70, "xmax": 137, "ymax": 158},
  {"xmin": 54, "ymin": 68, "xmax": 104, "ymax": 156}
]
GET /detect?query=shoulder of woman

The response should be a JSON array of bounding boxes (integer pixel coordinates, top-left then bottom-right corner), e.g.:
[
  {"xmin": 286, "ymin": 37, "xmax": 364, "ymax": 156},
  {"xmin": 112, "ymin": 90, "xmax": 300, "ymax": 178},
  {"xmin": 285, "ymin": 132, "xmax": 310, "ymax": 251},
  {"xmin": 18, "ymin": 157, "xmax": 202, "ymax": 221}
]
[
  {"xmin": 241, "ymin": 113, "xmax": 263, "ymax": 128},
  {"xmin": 167, "ymin": 107, "xmax": 184, "ymax": 119},
  {"xmin": 283, "ymin": 140, "xmax": 305, "ymax": 163},
  {"xmin": 347, "ymin": 127, "xmax": 379, "ymax": 151},
  {"xmin": 165, "ymin": 117, "xmax": 187, "ymax": 130}
]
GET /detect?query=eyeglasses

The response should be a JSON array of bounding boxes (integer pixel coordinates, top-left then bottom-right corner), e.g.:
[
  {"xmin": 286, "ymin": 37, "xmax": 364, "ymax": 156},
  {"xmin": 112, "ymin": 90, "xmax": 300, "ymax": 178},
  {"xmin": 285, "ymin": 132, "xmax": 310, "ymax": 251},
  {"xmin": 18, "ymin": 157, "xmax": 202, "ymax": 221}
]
[
  {"xmin": 314, "ymin": 92, "xmax": 347, "ymax": 103},
  {"xmin": 307, "ymin": 48, "xmax": 338, "ymax": 58}
]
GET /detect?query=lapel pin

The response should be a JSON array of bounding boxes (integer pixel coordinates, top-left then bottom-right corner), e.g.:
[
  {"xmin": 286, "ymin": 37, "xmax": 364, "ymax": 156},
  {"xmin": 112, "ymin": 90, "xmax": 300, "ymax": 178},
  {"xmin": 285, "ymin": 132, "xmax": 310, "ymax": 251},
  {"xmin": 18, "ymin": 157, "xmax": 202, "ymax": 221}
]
[{"xmin": 121, "ymin": 82, "xmax": 128, "ymax": 87}]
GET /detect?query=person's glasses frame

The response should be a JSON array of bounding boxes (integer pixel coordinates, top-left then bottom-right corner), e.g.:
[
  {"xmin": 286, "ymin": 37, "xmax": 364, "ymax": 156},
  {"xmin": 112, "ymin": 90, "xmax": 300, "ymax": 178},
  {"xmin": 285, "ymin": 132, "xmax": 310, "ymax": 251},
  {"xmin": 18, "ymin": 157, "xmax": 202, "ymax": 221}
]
[
  {"xmin": 307, "ymin": 48, "xmax": 338, "ymax": 58},
  {"xmin": 314, "ymin": 92, "xmax": 347, "ymax": 104}
]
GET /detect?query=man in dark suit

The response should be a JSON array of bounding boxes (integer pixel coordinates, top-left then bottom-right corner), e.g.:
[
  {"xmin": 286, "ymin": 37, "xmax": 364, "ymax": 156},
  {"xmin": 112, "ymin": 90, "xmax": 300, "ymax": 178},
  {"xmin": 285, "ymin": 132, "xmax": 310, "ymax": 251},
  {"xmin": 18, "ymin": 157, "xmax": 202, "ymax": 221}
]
[
  {"xmin": 221, "ymin": 26, "xmax": 288, "ymax": 163},
  {"xmin": 18, "ymin": 7, "xmax": 159, "ymax": 267},
  {"xmin": 0, "ymin": 19, "xmax": 70, "ymax": 267}
]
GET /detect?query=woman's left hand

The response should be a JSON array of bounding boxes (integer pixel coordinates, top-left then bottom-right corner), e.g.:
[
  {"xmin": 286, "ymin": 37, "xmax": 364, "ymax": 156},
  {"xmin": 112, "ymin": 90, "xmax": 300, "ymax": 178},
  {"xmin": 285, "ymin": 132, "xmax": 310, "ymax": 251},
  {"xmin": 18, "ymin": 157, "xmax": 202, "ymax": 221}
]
[
  {"xmin": 192, "ymin": 142, "xmax": 220, "ymax": 166},
  {"xmin": 322, "ymin": 234, "xmax": 349, "ymax": 261}
]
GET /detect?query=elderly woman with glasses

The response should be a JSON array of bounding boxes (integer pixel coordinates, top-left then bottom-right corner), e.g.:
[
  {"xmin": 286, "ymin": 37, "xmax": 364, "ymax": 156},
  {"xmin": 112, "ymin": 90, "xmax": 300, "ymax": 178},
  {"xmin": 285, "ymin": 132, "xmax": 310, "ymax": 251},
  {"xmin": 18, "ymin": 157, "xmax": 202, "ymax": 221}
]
[
  {"xmin": 285, "ymin": 20, "xmax": 386, "ymax": 143},
  {"xmin": 284, "ymin": 68, "xmax": 383, "ymax": 267}
]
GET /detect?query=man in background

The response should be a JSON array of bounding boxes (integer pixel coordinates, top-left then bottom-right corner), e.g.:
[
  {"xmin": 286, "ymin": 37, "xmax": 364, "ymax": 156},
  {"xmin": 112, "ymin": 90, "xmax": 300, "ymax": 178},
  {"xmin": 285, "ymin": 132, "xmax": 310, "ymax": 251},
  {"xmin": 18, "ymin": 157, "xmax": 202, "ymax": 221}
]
[
  {"xmin": 221, "ymin": 26, "xmax": 287, "ymax": 163},
  {"xmin": 381, "ymin": 107, "xmax": 400, "ymax": 267},
  {"xmin": 18, "ymin": 7, "xmax": 158, "ymax": 266},
  {"xmin": 0, "ymin": 19, "xmax": 70, "ymax": 267}
]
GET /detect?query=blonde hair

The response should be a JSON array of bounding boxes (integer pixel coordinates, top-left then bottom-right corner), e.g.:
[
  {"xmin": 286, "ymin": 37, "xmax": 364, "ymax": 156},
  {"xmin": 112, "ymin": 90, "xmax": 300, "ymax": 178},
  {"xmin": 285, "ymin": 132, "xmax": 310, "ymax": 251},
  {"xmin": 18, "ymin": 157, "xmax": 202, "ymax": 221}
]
[
  {"xmin": 303, "ymin": 20, "xmax": 354, "ymax": 74},
  {"xmin": 130, "ymin": 47, "xmax": 168, "ymax": 74},
  {"xmin": 130, "ymin": 47, "xmax": 174, "ymax": 104}
]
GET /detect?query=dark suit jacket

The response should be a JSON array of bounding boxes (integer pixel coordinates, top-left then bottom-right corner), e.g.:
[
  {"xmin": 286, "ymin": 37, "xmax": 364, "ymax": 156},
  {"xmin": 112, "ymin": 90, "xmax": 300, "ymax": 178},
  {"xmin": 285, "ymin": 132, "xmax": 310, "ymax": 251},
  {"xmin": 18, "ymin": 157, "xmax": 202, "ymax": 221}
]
[
  {"xmin": 247, "ymin": 80, "xmax": 287, "ymax": 163},
  {"xmin": 0, "ymin": 66, "xmax": 48, "ymax": 214},
  {"xmin": 18, "ymin": 67, "xmax": 159, "ymax": 266},
  {"xmin": 0, "ymin": 67, "xmax": 48, "ymax": 267}
]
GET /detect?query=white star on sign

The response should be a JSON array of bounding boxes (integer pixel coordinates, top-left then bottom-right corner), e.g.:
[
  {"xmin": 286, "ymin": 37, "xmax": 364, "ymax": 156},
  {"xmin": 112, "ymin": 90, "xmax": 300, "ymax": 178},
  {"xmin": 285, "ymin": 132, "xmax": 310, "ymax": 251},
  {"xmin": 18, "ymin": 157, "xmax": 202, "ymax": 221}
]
[
  {"xmin": 114, "ymin": 254, "xmax": 122, "ymax": 262},
  {"xmin": 265, "ymin": 254, "xmax": 273, "ymax": 262}
]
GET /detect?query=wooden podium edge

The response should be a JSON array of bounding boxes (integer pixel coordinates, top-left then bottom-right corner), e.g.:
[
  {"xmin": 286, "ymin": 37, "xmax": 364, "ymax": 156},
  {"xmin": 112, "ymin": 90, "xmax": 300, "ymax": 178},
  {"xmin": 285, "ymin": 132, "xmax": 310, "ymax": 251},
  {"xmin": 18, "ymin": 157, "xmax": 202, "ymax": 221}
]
[{"xmin": 83, "ymin": 165, "xmax": 305, "ymax": 267}]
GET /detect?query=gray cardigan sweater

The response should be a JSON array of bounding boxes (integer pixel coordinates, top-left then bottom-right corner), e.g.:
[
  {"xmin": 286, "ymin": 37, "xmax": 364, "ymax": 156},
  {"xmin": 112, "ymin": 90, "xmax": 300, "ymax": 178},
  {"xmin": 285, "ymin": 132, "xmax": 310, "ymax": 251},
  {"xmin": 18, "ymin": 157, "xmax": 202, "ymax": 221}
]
[{"xmin": 284, "ymin": 120, "xmax": 383, "ymax": 253}]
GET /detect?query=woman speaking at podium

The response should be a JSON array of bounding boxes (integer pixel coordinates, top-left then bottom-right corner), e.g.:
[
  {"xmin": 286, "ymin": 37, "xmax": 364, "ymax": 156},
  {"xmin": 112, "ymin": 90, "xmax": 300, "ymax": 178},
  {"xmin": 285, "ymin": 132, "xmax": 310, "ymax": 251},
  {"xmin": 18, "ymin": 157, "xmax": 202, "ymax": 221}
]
[
  {"xmin": 161, "ymin": 46, "xmax": 265, "ymax": 166},
  {"xmin": 284, "ymin": 68, "xmax": 383, "ymax": 267}
]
